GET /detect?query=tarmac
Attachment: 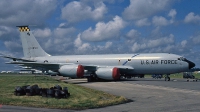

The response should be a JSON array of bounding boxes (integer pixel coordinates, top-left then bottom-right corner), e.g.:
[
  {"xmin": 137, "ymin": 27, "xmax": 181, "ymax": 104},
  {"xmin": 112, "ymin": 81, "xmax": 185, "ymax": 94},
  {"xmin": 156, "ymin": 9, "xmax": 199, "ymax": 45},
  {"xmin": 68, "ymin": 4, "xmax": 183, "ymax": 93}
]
[{"xmin": 1, "ymin": 77, "xmax": 200, "ymax": 112}]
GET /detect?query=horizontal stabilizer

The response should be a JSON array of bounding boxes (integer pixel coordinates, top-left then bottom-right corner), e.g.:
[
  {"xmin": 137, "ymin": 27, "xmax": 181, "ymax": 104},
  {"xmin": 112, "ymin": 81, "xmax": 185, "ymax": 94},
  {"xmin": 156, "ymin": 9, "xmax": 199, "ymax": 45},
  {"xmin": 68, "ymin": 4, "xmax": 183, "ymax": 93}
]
[
  {"xmin": 0, "ymin": 54, "xmax": 35, "ymax": 62},
  {"xmin": 6, "ymin": 61, "xmax": 78, "ymax": 71}
]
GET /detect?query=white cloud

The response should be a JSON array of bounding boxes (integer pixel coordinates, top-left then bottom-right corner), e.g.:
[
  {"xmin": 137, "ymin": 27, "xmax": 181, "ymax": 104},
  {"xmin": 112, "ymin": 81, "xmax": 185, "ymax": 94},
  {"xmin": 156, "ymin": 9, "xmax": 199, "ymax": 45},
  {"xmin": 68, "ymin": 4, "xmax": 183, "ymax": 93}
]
[
  {"xmin": 181, "ymin": 40, "xmax": 187, "ymax": 47},
  {"xmin": 191, "ymin": 34, "xmax": 200, "ymax": 44},
  {"xmin": 33, "ymin": 28, "xmax": 52, "ymax": 38},
  {"xmin": 30, "ymin": 27, "xmax": 77, "ymax": 55},
  {"xmin": 61, "ymin": 1, "xmax": 107, "ymax": 23},
  {"xmin": 45, "ymin": 36, "xmax": 74, "ymax": 55},
  {"xmin": 0, "ymin": 0, "xmax": 57, "ymax": 25},
  {"xmin": 184, "ymin": 12, "xmax": 200, "ymax": 24},
  {"xmin": 163, "ymin": 44, "xmax": 174, "ymax": 52},
  {"xmin": 58, "ymin": 23, "xmax": 66, "ymax": 28},
  {"xmin": 131, "ymin": 34, "xmax": 174, "ymax": 52},
  {"xmin": 104, "ymin": 41, "xmax": 112, "ymax": 49},
  {"xmin": 126, "ymin": 29, "xmax": 140, "ymax": 38},
  {"xmin": 74, "ymin": 34, "xmax": 91, "ymax": 53},
  {"xmin": 131, "ymin": 42, "xmax": 145, "ymax": 52},
  {"xmin": 168, "ymin": 9, "xmax": 177, "ymax": 18},
  {"xmin": 39, "ymin": 27, "xmax": 77, "ymax": 55},
  {"xmin": 74, "ymin": 34, "xmax": 114, "ymax": 54},
  {"xmin": 89, "ymin": 42, "xmax": 113, "ymax": 53},
  {"xmin": 0, "ymin": 26, "xmax": 18, "ymax": 43},
  {"xmin": 53, "ymin": 27, "xmax": 76, "ymax": 38},
  {"xmin": 74, "ymin": 34, "xmax": 83, "ymax": 48},
  {"xmin": 4, "ymin": 41, "xmax": 21, "ymax": 52},
  {"xmin": 150, "ymin": 35, "xmax": 174, "ymax": 46},
  {"xmin": 168, "ymin": 9, "xmax": 177, "ymax": 23},
  {"xmin": 151, "ymin": 27, "xmax": 160, "ymax": 36},
  {"xmin": 0, "ymin": 26, "xmax": 11, "ymax": 37},
  {"xmin": 77, "ymin": 43, "xmax": 91, "ymax": 52},
  {"xmin": 123, "ymin": 0, "xmax": 171, "ymax": 20},
  {"xmin": 80, "ymin": 16, "xmax": 126, "ymax": 41},
  {"xmin": 152, "ymin": 16, "xmax": 169, "ymax": 26},
  {"xmin": 135, "ymin": 18, "xmax": 151, "ymax": 26}
]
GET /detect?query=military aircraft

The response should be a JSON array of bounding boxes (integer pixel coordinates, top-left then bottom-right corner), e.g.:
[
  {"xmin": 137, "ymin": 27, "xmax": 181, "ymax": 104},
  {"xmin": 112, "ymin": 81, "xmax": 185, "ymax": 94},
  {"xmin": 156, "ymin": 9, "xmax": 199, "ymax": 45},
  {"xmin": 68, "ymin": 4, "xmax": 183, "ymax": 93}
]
[{"xmin": 2, "ymin": 26, "xmax": 195, "ymax": 82}]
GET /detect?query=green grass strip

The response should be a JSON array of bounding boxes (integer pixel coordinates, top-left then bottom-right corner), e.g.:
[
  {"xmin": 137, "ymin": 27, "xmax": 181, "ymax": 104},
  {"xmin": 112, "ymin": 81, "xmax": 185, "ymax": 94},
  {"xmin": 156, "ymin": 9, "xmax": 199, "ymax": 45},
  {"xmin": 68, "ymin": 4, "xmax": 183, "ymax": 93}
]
[{"xmin": 0, "ymin": 75, "xmax": 128, "ymax": 109}]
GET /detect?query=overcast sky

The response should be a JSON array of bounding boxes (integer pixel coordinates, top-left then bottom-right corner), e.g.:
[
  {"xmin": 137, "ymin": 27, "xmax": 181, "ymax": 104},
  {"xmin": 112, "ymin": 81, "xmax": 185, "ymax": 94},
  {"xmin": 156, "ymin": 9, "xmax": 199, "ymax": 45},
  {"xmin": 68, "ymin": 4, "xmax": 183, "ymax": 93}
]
[{"xmin": 0, "ymin": 0, "xmax": 200, "ymax": 71}]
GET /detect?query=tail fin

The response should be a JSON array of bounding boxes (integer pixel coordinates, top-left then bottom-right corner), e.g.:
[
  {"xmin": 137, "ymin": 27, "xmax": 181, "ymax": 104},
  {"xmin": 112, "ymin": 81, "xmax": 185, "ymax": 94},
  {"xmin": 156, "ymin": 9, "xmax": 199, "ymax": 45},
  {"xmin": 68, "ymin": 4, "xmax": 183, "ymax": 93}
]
[{"xmin": 17, "ymin": 26, "xmax": 50, "ymax": 58}]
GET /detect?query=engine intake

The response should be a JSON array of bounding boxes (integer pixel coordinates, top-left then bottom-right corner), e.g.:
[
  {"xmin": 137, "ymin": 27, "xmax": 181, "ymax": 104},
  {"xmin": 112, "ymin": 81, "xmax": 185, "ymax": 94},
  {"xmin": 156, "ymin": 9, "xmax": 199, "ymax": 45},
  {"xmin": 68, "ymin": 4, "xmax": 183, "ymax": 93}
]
[
  {"xmin": 96, "ymin": 67, "xmax": 120, "ymax": 80},
  {"xmin": 58, "ymin": 65, "xmax": 84, "ymax": 78}
]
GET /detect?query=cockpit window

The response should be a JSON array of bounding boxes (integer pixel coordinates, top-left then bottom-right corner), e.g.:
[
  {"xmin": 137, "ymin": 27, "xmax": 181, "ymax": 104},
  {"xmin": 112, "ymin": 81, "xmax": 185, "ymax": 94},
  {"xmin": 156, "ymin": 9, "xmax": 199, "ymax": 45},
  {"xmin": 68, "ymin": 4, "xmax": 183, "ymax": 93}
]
[{"xmin": 178, "ymin": 57, "xmax": 186, "ymax": 61}]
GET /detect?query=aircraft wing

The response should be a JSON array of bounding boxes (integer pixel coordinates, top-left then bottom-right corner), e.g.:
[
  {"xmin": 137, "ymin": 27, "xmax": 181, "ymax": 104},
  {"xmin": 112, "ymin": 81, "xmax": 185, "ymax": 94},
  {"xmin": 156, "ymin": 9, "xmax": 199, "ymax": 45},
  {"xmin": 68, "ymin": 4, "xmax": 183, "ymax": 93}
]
[
  {"xmin": 6, "ymin": 61, "xmax": 134, "ymax": 74},
  {"xmin": 6, "ymin": 61, "xmax": 61, "ymax": 71}
]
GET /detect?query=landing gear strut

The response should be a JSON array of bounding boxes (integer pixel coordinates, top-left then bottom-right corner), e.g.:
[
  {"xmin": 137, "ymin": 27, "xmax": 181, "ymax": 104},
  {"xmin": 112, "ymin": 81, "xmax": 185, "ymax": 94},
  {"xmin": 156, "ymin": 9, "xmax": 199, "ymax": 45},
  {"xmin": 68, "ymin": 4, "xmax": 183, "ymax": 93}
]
[
  {"xmin": 87, "ymin": 74, "xmax": 99, "ymax": 82},
  {"xmin": 165, "ymin": 74, "xmax": 170, "ymax": 81}
]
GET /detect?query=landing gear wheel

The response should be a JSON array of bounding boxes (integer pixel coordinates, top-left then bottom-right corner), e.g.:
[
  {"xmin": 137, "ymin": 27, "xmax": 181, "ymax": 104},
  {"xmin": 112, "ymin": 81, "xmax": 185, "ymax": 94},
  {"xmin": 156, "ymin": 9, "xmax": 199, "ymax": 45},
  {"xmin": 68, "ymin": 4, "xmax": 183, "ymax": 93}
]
[
  {"xmin": 168, "ymin": 77, "xmax": 170, "ymax": 81},
  {"xmin": 165, "ymin": 77, "xmax": 170, "ymax": 81},
  {"xmin": 87, "ymin": 77, "xmax": 92, "ymax": 82},
  {"xmin": 87, "ymin": 74, "xmax": 98, "ymax": 82}
]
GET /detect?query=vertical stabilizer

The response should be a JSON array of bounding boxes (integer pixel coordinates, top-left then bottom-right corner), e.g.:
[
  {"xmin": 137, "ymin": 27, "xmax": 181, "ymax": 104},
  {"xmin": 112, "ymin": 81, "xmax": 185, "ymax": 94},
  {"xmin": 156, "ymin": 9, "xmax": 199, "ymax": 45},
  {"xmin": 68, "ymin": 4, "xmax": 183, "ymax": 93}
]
[{"xmin": 17, "ymin": 26, "xmax": 50, "ymax": 58}]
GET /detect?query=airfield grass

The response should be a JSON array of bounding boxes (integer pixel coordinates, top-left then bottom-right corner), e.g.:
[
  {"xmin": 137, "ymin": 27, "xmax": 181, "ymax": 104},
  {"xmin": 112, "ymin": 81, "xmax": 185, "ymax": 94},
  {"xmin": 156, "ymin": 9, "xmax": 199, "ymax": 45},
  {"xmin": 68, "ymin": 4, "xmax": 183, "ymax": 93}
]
[{"xmin": 0, "ymin": 75, "xmax": 127, "ymax": 109}]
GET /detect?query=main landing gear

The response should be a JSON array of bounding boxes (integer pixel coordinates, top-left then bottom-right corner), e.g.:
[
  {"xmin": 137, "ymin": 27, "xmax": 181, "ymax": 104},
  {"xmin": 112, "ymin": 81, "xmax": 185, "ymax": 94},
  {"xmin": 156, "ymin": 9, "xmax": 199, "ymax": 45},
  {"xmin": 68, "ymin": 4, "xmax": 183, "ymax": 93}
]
[
  {"xmin": 87, "ymin": 74, "xmax": 99, "ymax": 82},
  {"xmin": 165, "ymin": 74, "xmax": 170, "ymax": 81}
]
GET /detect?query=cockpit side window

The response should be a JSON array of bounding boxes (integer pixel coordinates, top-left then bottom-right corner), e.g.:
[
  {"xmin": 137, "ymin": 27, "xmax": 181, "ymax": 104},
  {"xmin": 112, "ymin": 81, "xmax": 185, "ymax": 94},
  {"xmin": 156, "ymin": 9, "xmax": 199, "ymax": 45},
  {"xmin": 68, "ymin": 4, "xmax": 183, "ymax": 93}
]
[{"xmin": 178, "ymin": 57, "xmax": 186, "ymax": 61}]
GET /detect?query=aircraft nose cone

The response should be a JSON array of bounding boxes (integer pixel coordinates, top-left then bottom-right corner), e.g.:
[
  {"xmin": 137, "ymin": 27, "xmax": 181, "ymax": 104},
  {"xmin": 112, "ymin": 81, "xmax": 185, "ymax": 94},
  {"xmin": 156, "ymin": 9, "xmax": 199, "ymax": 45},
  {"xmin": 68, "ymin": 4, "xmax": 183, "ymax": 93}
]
[{"xmin": 188, "ymin": 61, "xmax": 195, "ymax": 69}]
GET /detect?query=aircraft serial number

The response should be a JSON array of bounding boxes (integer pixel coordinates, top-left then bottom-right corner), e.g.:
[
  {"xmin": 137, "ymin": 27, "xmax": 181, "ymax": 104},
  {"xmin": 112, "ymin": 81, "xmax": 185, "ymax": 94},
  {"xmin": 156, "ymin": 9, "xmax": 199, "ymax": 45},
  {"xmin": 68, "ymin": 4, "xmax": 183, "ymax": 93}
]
[{"xmin": 141, "ymin": 60, "xmax": 177, "ymax": 65}]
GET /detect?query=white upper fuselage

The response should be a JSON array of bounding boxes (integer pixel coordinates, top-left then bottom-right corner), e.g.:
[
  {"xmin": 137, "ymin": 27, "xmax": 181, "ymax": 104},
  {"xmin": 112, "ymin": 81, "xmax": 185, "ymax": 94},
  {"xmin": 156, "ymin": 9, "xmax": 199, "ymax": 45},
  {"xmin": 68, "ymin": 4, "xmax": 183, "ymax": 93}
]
[{"xmin": 29, "ymin": 53, "xmax": 190, "ymax": 74}]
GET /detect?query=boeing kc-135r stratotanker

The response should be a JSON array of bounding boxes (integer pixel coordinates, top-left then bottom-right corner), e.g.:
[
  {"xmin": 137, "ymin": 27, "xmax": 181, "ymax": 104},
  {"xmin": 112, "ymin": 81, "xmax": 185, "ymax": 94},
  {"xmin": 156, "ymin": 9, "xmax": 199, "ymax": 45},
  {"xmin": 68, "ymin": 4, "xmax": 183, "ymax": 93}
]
[{"xmin": 2, "ymin": 26, "xmax": 195, "ymax": 81}]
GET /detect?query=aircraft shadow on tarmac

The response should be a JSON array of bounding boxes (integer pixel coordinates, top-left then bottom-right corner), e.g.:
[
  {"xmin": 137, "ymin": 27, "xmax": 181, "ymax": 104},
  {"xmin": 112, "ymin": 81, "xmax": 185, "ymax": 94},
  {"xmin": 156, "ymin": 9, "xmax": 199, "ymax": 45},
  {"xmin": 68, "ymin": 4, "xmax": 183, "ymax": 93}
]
[
  {"xmin": 64, "ymin": 78, "xmax": 166, "ymax": 84},
  {"xmin": 120, "ymin": 78, "xmax": 166, "ymax": 82}
]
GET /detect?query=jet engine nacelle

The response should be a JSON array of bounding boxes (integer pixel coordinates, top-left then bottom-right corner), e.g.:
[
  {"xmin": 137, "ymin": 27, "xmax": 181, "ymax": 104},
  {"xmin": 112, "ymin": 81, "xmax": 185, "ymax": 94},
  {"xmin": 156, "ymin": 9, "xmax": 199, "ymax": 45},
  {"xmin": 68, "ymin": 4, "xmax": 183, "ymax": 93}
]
[
  {"xmin": 58, "ymin": 65, "xmax": 84, "ymax": 78},
  {"xmin": 96, "ymin": 67, "xmax": 120, "ymax": 80}
]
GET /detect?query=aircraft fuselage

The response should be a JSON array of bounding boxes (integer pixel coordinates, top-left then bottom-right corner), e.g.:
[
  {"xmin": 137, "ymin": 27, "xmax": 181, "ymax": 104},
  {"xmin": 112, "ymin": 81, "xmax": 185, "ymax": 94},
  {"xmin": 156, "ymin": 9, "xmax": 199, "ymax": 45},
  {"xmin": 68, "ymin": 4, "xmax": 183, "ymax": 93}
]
[{"xmin": 30, "ymin": 53, "xmax": 192, "ymax": 75}]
